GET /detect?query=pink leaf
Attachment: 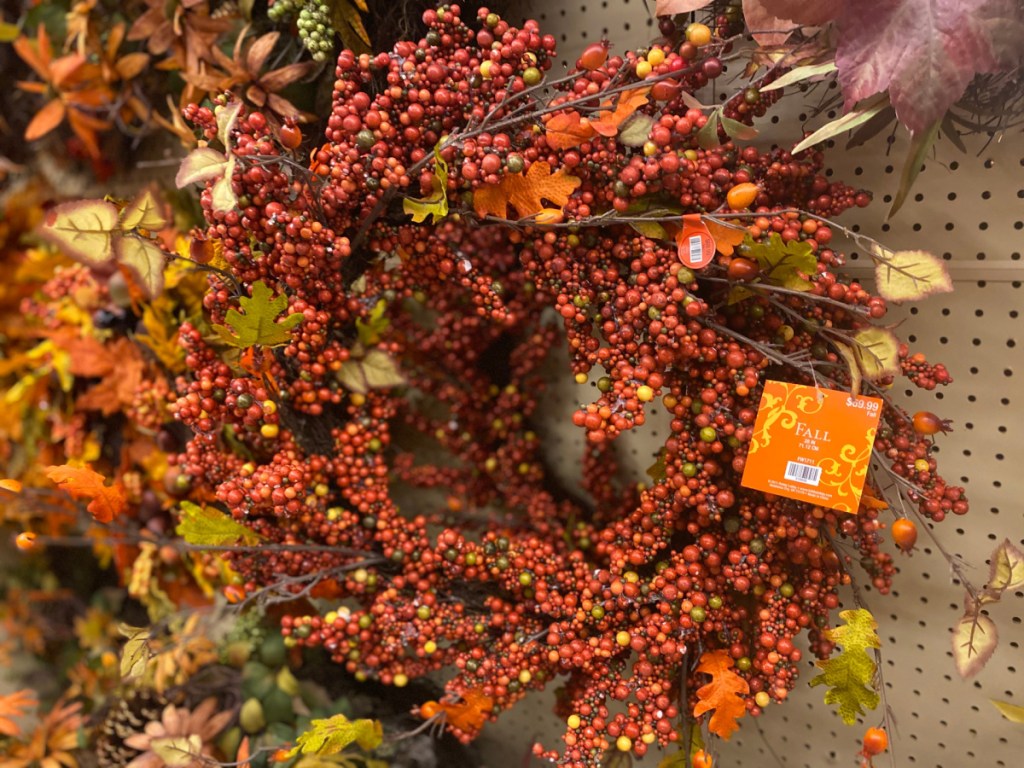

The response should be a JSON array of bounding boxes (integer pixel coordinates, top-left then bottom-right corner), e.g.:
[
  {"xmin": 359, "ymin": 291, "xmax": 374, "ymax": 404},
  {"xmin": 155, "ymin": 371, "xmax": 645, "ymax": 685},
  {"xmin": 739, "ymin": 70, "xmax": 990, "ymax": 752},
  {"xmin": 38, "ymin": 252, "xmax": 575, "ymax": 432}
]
[
  {"xmin": 655, "ymin": 0, "xmax": 713, "ymax": 14},
  {"xmin": 835, "ymin": 0, "xmax": 1023, "ymax": 134}
]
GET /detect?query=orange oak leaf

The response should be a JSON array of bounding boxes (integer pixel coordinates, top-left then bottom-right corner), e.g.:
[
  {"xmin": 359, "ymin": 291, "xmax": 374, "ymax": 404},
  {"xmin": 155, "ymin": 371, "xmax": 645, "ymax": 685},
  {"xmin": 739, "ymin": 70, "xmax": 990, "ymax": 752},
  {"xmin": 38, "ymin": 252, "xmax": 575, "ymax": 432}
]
[
  {"xmin": 439, "ymin": 688, "xmax": 493, "ymax": 732},
  {"xmin": 45, "ymin": 464, "xmax": 127, "ymax": 523},
  {"xmin": 692, "ymin": 649, "xmax": 749, "ymax": 739},
  {"xmin": 545, "ymin": 110, "xmax": 597, "ymax": 150},
  {"xmin": 473, "ymin": 162, "xmax": 581, "ymax": 220},
  {"xmin": 704, "ymin": 218, "xmax": 748, "ymax": 257},
  {"xmin": 588, "ymin": 87, "xmax": 651, "ymax": 137}
]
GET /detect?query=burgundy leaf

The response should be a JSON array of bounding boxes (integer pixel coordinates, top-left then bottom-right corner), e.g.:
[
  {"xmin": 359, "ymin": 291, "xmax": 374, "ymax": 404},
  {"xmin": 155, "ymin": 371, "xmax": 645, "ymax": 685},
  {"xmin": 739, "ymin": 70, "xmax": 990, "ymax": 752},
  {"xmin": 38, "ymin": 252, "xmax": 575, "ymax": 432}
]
[
  {"xmin": 755, "ymin": 0, "xmax": 841, "ymax": 25},
  {"xmin": 835, "ymin": 0, "xmax": 1023, "ymax": 134},
  {"xmin": 742, "ymin": 0, "xmax": 797, "ymax": 46}
]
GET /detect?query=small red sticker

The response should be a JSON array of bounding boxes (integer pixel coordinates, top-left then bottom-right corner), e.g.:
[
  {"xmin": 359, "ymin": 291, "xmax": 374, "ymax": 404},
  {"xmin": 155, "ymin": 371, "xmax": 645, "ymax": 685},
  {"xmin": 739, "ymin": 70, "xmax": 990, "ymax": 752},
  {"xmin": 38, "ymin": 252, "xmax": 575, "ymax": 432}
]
[{"xmin": 677, "ymin": 214, "xmax": 716, "ymax": 269}]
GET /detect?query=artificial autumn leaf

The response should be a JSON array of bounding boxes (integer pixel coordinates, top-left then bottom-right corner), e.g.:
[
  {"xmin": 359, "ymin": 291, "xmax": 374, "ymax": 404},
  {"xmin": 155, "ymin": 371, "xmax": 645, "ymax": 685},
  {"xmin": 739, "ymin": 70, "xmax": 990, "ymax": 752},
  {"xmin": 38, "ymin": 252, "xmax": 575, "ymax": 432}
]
[
  {"xmin": 434, "ymin": 689, "xmax": 494, "ymax": 732},
  {"xmin": 809, "ymin": 608, "xmax": 881, "ymax": 723},
  {"xmin": 985, "ymin": 539, "xmax": 1024, "ymax": 594},
  {"xmin": 285, "ymin": 714, "xmax": 383, "ymax": 758},
  {"xmin": 834, "ymin": 0, "xmax": 1022, "ymax": 135},
  {"xmin": 356, "ymin": 299, "xmax": 390, "ymax": 347},
  {"xmin": 617, "ymin": 114, "xmax": 656, "ymax": 147},
  {"xmin": 153, "ymin": 735, "xmax": 203, "ymax": 766},
  {"xmin": 704, "ymin": 218, "xmax": 747, "ymax": 256},
  {"xmin": 472, "ymin": 162, "xmax": 581, "ymax": 220},
  {"xmin": 992, "ymin": 699, "xmax": 1024, "ymax": 723},
  {"xmin": 176, "ymin": 500, "xmax": 265, "ymax": 546},
  {"xmin": 38, "ymin": 199, "xmax": 120, "ymax": 265},
  {"xmin": 403, "ymin": 145, "xmax": 449, "ymax": 223},
  {"xmin": 329, "ymin": 0, "xmax": 372, "ymax": 52},
  {"xmin": 76, "ymin": 342, "xmax": 145, "ymax": 415},
  {"xmin": 792, "ymin": 93, "xmax": 890, "ymax": 154},
  {"xmin": 589, "ymin": 87, "xmax": 651, "ymax": 137},
  {"xmin": 953, "ymin": 594, "xmax": 999, "ymax": 678},
  {"xmin": 692, "ymin": 649, "xmax": 749, "ymax": 739},
  {"xmin": 115, "ymin": 235, "xmax": 166, "ymax": 298},
  {"xmin": 654, "ymin": 0, "xmax": 712, "ymax": 13},
  {"xmin": 176, "ymin": 147, "xmax": 232, "ymax": 188},
  {"xmin": 0, "ymin": 689, "xmax": 37, "ymax": 738},
  {"xmin": 212, "ymin": 280, "xmax": 303, "ymax": 348},
  {"xmin": 850, "ymin": 327, "xmax": 900, "ymax": 381},
  {"xmin": 888, "ymin": 120, "xmax": 939, "ymax": 218},
  {"xmin": 119, "ymin": 188, "xmax": 168, "ymax": 232},
  {"xmin": 46, "ymin": 464, "xmax": 128, "ymax": 523},
  {"xmin": 118, "ymin": 624, "xmax": 152, "ymax": 678},
  {"xmin": 833, "ymin": 340, "xmax": 863, "ymax": 396},
  {"xmin": 337, "ymin": 349, "xmax": 406, "ymax": 394},
  {"xmin": 867, "ymin": 246, "xmax": 953, "ymax": 303},
  {"xmin": 744, "ymin": 233, "xmax": 817, "ymax": 291},
  {"xmin": 185, "ymin": 28, "xmax": 315, "ymax": 121},
  {"xmin": 139, "ymin": 299, "xmax": 187, "ymax": 372},
  {"xmin": 545, "ymin": 110, "xmax": 596, "ymax": 150},
  {"xmin": 0, "ymin": 479, "xmax": 23, "ymax": 493}
]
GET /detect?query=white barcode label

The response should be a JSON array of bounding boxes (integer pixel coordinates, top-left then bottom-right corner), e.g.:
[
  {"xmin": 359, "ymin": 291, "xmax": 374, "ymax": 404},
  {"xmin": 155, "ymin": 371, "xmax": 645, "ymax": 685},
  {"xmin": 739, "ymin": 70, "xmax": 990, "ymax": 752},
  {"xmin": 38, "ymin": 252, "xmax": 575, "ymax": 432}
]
[
  {"xmin": 688, "ymin": 235, "xmax": 703, "ymax": 264},
  {"xmin": 784, "ymin": 461, "xmax": 821, "ymax": 486}
]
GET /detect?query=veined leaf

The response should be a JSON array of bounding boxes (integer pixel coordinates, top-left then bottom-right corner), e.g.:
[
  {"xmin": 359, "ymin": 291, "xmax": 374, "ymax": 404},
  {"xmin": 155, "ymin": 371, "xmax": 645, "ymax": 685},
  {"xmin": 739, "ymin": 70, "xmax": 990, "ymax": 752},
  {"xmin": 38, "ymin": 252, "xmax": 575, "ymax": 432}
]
[
  {"xmin": 745, "ymin": 233, "xmax": 817, "ymax": 291},
  {"xmin": 285, "ymin": 714, "xmax": 383, "ymax": 758},
  {"xmin": 118, "ymin": 624, "xmax": 151, "ymax": 678},
  {"xmin": 212, "ymin": 280, "xmax": 303, "ymax": 348},
  {"xmin": 216, "ymin": 100, "xmax": 242, "ymax": 148},
  {"xmin": 473, "ymin": 161, "xmax": 581, "ymax": 220},
  {"xmin": 337, "ymin": 349, "xmax": 405, "ymax": 394},
  {"xmin": 115, "ymin": 235, "xmax": 166, "ymax": 298},
  {"xmin": 152, "ymin": 735, "xmax": 203, "ymax": 766},
  {"xmin": 211, "ymin": 156, "xmax": 239, "ymax": 213},
  {"xmin": 809, "ymin": 608, "xmax": 881, "ymax": 724},
  {"xmin": 38, "ymin": 199, "xmax": 119, "ymax": 265},
  {"xmin": 953, "ymin": 595, "xmax": 998, "ymax": 678},
  {"xmin": 176, "ymin": 147, "xmax": 230, "ymax": 188},
  {"xmin": 833, "ymin": 340, "xmax": 863, "ymax": 396},
  {"xmin": 760, "ymin": 61, "xmax": 838, "ymax": 92},
  {"xmin": 792, "ymin": 93, "xmax": 891, "ymax": 155},
  {"xmin": 869, "ymin": 246, "xmax": 953, "ymax": 302},
  {"xmin": 617, "ymin": 113, "xmax": 655, "ymax": 147},
  {"xmin": 720, "ymin": 116, "xmax": 758, "ymax": 141},
  {"xmin": 356, "ymin": 299, "xmax": 390, "ymax": 346},
  {"xmin": 986, "ymin": 539, "xmax": 1024, "ymax": 594},
  {"xmin": 119, "ymin": 188, "xmax": 167, "ymax": 231},
  {"xmin": 850, "ymin": 327, "xmax": 900, "ymax": 381},
  {"xmin": 176, "ymin": 500, "xmax": 264, "ymax": 547}
]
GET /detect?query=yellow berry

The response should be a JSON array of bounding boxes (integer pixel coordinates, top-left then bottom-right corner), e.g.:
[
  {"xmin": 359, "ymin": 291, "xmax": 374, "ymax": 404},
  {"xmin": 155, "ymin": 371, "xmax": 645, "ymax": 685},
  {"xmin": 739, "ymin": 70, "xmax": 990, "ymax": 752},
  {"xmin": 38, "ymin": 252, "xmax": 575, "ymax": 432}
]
[
  {"xmin": 518, "ymin": 670, "xmax": 532, "ymax": 684},
  {"xmin": 647, "ymin": 48, "xmax": 665, "ymax": 66},
  {"xmin": 262, "ymin": 399, "xmax": 277, "ymax": 414},
  {"xmin": 480, "ymin": 60, "xmax": 495, "ymax": 79},
  {"xmin": 575, "ymin": 372, "xmax": 589, "ymax": 384},
  {"xmin": 914, "ymin": 458, "xmax": 930, "ymax": 472},
  {"xmin": 636, "ymin": 385, "xmax": 654, "ymax": 402},
  {"xmin": 616, "ymin": 735, "xmax": 632, "ymax": 752},
  {"xmin": 616, "ymin": 631, "xmax": 631, "ymax": 646},
  {"xmin": 755, "ymin": 691, "xmax": 771, "ymax": 707},
  {"xmin": 686, "ymin": 23, "xmax": 712, "ymax": 47},
  {"xmin": 423, "ymin": 640, "xmax": 437, "ymax": 654},
  {"xmin": 642, "ymin": 140, "xmax": 658, "ymax": 156},
  {"xmin": 635, "ymin": 60, "xmax": 653, "ymax": 78},
  {"xmin": 393, "ymin": 673, "xmax": 409, "ymax": 688},
  {"xmin": 642, "ymin": 732, "xmax": 656, "ymax": 744},
  {"xmin": 567, "ymin": 714, "xmax": 581, "ymax": 729},
  {"xmin": 260, "ymin": 423, "xmax": 279, "ymax": 439}
]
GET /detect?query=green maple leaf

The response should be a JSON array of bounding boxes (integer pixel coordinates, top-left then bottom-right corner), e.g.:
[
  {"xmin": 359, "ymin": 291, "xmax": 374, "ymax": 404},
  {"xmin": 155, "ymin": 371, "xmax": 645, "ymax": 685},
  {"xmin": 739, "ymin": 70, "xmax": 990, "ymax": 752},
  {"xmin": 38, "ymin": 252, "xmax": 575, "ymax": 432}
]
[
  {"xmin": 809, "ymin": 608, "xmax": 881, "ymax": 724},
  {"xmin": 176, "ymin": 501, "xmax": 264, "ymax": 546},
  {"xmin": 745, "ymin": 233, "xmax": 817, "ymax": 292},
  {"xmin": 212, "ymin": 281, "xmax": 303, "ymax": 348},
  {"xmin": 286, "ymin": 714, "xmax": 383, "ymax": 758}
]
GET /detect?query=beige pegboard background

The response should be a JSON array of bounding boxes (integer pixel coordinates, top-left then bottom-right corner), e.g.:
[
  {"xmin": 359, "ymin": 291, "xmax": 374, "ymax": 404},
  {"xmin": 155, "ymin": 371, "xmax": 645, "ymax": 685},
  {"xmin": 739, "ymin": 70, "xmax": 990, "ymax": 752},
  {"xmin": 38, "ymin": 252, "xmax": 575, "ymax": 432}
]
[{"xmin": 475, "ymin": 3, "xmax": 1024, "ymax": 766}]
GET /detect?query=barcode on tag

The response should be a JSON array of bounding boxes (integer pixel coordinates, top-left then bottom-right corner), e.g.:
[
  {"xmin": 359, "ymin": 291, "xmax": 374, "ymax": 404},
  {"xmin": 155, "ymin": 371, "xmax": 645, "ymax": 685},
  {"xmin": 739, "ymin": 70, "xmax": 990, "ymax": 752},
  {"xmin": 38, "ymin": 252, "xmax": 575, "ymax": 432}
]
[
  {"xmin": 688, "ymin": 235, "xmax": 703, "ymax": 264},
  {"xmin": 784, "ymin": 461, "xmax": 821, "ymax": 486}
]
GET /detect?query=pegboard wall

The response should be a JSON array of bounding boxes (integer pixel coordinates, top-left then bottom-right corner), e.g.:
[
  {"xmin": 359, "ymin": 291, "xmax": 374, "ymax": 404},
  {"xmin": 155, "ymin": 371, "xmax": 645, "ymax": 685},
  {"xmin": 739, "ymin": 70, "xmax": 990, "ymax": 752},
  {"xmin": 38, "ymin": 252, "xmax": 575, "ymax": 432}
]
[{"xmin": 474, "ymin": 3, "xmax": 1024, "ymax": 767}]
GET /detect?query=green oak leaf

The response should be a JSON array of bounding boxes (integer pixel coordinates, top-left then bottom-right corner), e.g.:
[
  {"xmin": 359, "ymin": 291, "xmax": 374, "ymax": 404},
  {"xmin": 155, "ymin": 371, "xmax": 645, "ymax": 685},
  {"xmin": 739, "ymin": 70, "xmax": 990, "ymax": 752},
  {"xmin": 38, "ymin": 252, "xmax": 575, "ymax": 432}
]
[{"xmin": 213, "ymin": 281, "xmax": 303, "ymax": 348}]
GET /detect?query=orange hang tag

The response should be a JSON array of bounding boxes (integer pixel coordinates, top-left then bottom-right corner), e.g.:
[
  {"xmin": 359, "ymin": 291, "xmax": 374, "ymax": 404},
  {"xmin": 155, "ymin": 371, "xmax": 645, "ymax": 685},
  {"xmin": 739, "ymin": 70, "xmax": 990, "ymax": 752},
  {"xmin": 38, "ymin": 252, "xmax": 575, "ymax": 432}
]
[
  {"xmin": 677, "ymin": 214, "xmax": 716, "ymax": 269},
  {"xmin": 740, "ymin": 381, "xmax": 883, "ymax": 513}
]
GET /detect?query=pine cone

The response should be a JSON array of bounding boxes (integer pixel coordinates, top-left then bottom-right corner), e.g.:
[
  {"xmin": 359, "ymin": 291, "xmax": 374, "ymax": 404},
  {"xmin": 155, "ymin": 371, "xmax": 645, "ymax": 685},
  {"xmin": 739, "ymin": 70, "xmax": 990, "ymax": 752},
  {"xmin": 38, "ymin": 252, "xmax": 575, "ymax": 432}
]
[{"xmin": 95, "ymin": 689, "xmax": 167, "ymax": 768}]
